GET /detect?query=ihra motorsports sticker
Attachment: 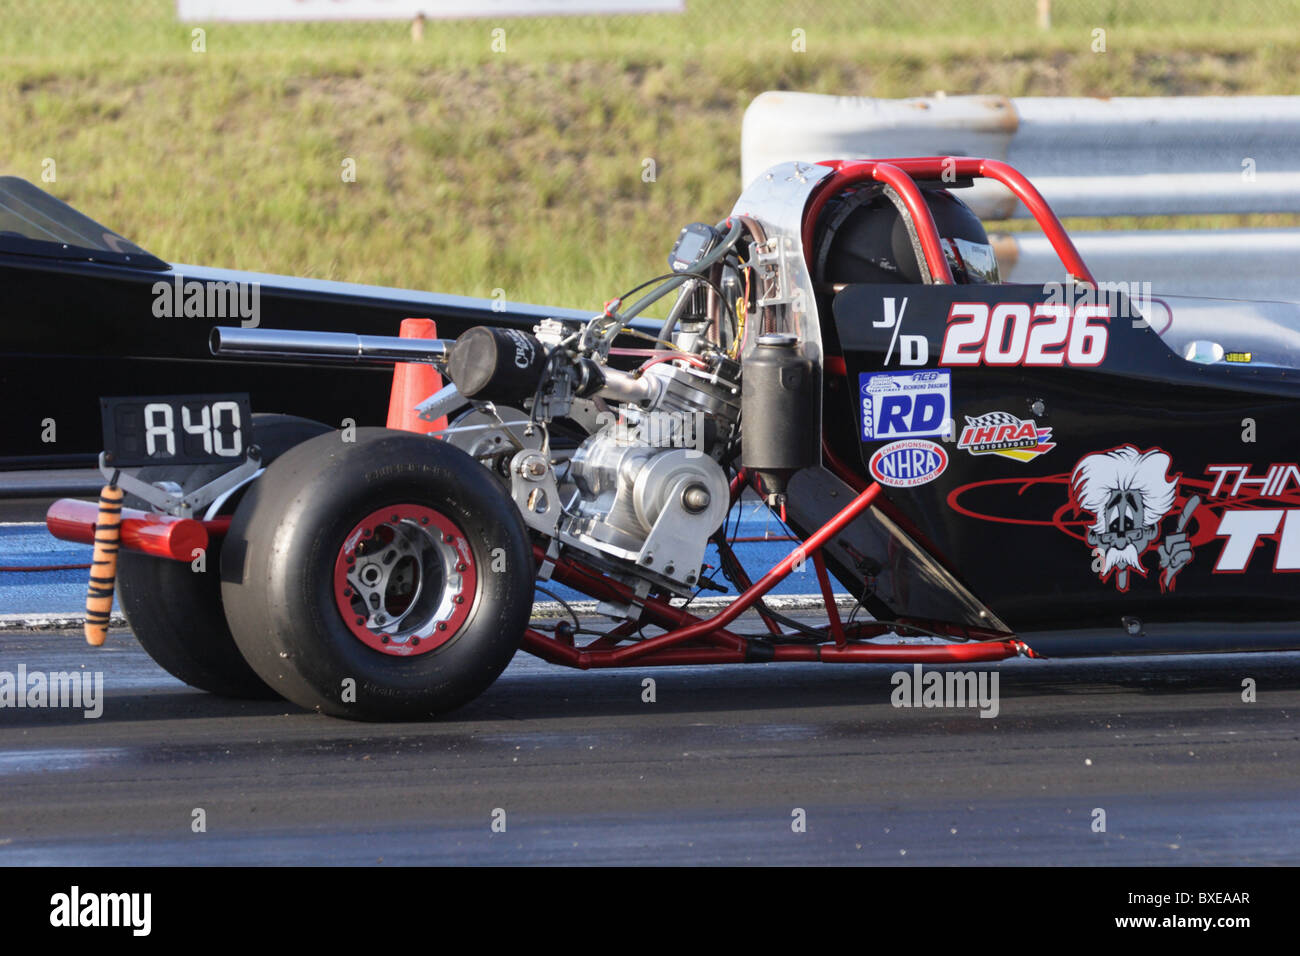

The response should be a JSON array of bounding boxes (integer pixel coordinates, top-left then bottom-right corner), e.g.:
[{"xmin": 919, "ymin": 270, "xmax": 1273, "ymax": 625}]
[
  {"xmin": 957, "ymin": 411, "xmax": 1055, "ymax": 463},
  {"xmin": 869, "ymin": 439, "xmax": 949, "ymax": 488}
]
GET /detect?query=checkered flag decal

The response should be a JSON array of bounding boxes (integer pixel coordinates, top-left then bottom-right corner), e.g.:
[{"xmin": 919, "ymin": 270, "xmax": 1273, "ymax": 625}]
[{"xmin": 964, "ymin": 411, "xmax": 1023, "ymax": 428}]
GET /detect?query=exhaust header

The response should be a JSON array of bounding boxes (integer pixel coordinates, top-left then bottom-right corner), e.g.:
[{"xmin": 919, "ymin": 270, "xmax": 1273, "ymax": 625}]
[{"xmin": 211, "ymin": 326, "xmax": 451, "ymax": 365}]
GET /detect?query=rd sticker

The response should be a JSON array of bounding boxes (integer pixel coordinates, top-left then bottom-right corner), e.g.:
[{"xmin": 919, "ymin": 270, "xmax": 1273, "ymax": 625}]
[{"xmin": 859, "ymin": 369, "xmax": 951, "ymax": 442}]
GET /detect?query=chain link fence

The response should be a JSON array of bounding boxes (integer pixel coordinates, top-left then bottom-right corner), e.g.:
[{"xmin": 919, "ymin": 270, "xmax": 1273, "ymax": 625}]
[
  {"xmin": 4, "ymin": 0, "xmax": 1299, "ymax": 60},
  {"xmin": 3, "ymin": 0, "xmax": 1295, "ymax": 302}
]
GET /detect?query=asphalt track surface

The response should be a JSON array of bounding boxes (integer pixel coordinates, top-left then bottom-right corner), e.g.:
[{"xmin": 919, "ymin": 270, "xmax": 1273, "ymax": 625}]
[
  {"xmin": 3, "ymin": 480, "xmax": 1298, "ymax": 865},
  {"xmin": 2, "ymin": 620, "xmax": 1298, "ymax": 866}
]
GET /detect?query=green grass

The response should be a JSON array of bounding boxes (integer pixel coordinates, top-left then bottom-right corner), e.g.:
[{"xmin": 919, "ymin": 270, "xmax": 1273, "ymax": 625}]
[{"xmin": 2, "ymin": 0, "xmax": 1299, "ymax": 311}]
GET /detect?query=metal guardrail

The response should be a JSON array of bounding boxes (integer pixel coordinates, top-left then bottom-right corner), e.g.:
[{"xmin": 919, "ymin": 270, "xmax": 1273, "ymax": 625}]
[
  {"xmin": 742, "ymin": 93, "xmax": 1300, "ymax": 301},
  {"xmin": 742, "ymin": 92, "xmax": 1300, "ymax": 217},
  {"xmin": 0, "ymin": 469, "xmax": 103, "ymax": 500},
  {"xmin": 994, "ymin": 228, "xmax": 1300, "ymax": 302}
]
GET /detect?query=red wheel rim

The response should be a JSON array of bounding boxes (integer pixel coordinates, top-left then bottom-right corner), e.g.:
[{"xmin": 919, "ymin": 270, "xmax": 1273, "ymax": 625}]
[{"xmin": 331, "ymin": 504, "xmax": 477, "ymax": 656}]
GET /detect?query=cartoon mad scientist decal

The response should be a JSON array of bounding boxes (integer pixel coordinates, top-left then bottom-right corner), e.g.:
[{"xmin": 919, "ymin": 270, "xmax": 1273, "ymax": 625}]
[{"xmin": 1069, "ymin": 445, "xmax": 1199, "ymax": 592}]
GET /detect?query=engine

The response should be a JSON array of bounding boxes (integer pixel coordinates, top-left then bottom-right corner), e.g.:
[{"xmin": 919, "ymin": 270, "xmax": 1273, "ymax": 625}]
[
  {"xmin": 443, "ymin": 327, "xmax": 739, "ymax": 597},
  {"xmin": 440, "ymin": 217, "xmax": 818, "ymax": 601},
  {"xmin": 562, "ymin": 359, "xmax": 738, "ymax": 589}
]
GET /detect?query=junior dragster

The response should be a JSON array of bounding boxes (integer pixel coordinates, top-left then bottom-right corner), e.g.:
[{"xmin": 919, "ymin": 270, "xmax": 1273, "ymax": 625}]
[{"xmin": 48, "ymin": 157, "xmax": 1300, "ymax": 719}]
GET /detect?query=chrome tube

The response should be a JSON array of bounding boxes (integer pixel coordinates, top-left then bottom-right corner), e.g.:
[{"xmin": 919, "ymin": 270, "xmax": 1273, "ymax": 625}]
[
  {"xmin": 597, "ymin": 366, "xmax": 659, "ymax": 406},
  {"xmin": 211, "ymin": 326, "xmax": 451, "ymax": 364}
]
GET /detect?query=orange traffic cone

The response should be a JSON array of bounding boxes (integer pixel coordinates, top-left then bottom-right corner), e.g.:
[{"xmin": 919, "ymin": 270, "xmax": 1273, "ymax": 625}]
[{"xmin": 386, "ymin": 318, "xmax": 448, "ymax": 435}]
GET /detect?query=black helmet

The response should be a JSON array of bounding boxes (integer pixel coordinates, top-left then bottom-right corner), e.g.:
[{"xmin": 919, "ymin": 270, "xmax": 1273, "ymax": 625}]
[{"xmin": 814, "ymin": 185, "xmax": 1000, "ymax": 285}]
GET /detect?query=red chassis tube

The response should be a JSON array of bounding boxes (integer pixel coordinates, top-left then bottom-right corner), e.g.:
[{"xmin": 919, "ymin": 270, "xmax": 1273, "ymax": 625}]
[
  {"xmin": 45, "ymin": 489, "xmax": 1033, "ymax": 666},
  {"xmin": 802, "ymin": 157, "xmax": 1096, "ymax": 287},
  {"xmin": 523, "ymin": 480, "xmax": 1035, "ymax": 669},
  {"xmin": 46, "ymin": 497, "xmax": 229, "ymax": 563}
]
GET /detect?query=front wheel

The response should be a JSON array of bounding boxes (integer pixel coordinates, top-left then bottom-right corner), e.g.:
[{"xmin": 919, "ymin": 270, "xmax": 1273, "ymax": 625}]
[{"xmin": 220, "ymin": 428, "xmax": 535, "ymax": 720}]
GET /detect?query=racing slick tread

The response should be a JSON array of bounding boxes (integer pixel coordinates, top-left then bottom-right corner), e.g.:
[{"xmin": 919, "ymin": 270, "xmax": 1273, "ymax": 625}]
[
  {"xmin": 219, "ymin": 428, "xmax": 534, "ymax": 720},
  {"xmin": 117, "ymin": 413, "xmax": 332, "ymax": 699}
]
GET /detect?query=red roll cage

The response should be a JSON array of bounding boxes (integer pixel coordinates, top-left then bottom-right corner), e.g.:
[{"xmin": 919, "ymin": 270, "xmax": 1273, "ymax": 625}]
[{"xmin": 803, "ymin": 157, "xmax": 1096, "ymax": 286}]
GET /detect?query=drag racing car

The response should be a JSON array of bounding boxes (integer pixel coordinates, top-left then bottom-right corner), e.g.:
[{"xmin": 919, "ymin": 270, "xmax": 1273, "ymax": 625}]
[{"xmin": 47, "ymin": 157, "xmax": 1300, "ymax": 719}]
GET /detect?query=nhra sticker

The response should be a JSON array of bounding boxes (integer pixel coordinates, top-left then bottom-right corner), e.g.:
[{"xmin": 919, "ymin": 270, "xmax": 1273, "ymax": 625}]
[
  {"xmin": 859, "ymin": 369, "xmax": 951, "ymax": 442},
  {"xmin": 958, "ymin": 411, "xmax": 1055, "ymax": 463},
  {"xmin": 869, "ymin": 439, "xmax": 949, "ymax": 488}
]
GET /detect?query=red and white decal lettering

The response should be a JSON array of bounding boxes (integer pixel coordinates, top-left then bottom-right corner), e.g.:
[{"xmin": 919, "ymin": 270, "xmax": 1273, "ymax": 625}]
[
  {"xmin": 1280, "ymin": 511, "xmax": 1300, "ymax": 571},
  {"xmin": 1213, "ymin": 509, "xmax": 1300, "ymax": 572},
  {"xmin": 1066, "ymin": 304, "xmax": 1110, "ymax": 366},
  {"xmin": 983, "ymin": 303, "xmax": 1031, "ymax": 365},
  {"xmin": 940, "ymin": 301, "xmax": 1110, "ymax": 367},
  {"xmin": 1214, "ymin": 510, "xmax": 1283, "ymax": 571},
  {"xmin": 1207, "ymin": 463, "xmax": 1300, "ymax": 500},
  {"xmin": 1023, "ymin": 303, "xmax": 1071, "ymax": 366},
  {"xmin": 939, "ymin": 302, "xmax": 988, "ymax": 365}
]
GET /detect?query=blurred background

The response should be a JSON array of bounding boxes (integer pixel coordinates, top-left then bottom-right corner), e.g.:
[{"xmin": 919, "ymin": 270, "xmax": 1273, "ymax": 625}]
[{"xmin": 2, "ymin": 0, "xmax": 1298, "ymax": 310}]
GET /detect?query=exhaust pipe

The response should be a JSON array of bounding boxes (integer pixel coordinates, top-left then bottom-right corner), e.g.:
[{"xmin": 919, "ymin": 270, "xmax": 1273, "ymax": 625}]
[{"xmin": 211, "ymin": 326, "xmax": 451, "ymax": 365}]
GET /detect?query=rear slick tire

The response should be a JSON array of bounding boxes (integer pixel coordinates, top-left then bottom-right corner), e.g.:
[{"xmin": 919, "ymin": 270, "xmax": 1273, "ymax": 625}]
[
  {"xmin": 220, "ymin": 428, "xmax": 534, "ymax": 720},
  {"xmin": 117, "ymin": 413, "xmax": 331, "ymax": 699}
]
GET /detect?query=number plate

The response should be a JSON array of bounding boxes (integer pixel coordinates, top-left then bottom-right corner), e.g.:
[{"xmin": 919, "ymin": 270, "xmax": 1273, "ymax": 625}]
[{"xmin": 101, "ymin": 394, "xmax": 252, "ymax": 467}]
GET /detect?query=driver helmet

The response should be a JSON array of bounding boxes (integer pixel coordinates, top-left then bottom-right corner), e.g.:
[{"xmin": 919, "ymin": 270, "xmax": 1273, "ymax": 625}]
[{"xmin": 816, "ymin": 186, "xmax": 1000, "ymax": 285}]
